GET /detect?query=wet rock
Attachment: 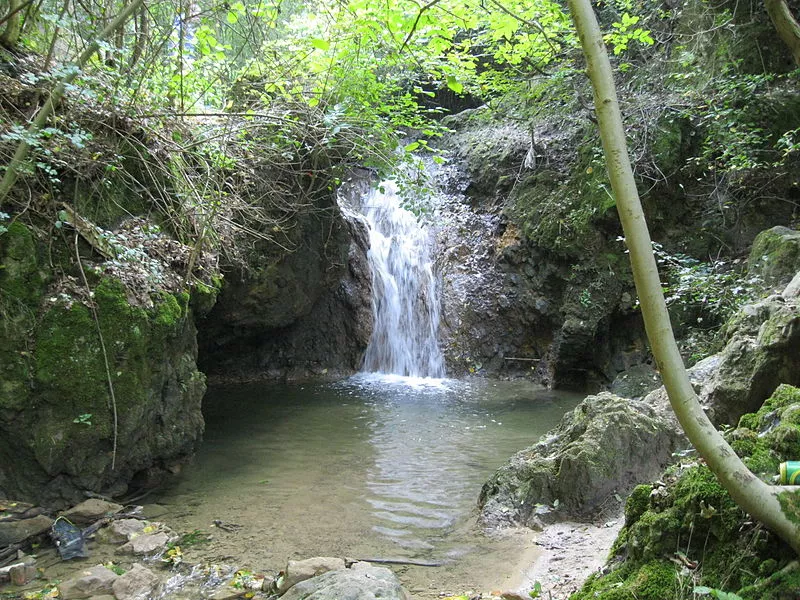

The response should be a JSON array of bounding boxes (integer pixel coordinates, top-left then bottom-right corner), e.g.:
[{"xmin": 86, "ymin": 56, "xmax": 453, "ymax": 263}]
[
  {"xmin": 97, "ymin": 519, "xmax": 145, "ymax": 544},
  {"xmin": 58, "ymin": 565, "xmax": 119, "ymax": 599},
  {"xmin": 117, "ymin": 531, "xmax": 170, "ymax": 555},
  {"xmin": 111, "ymin": 564, "xmax": 160, "ymax": 600},
  {"xmin": 478, "ymin": 393, "xmax": 684, "ymax": 527},
  {"xmin": 0, "ymin": 513, "xmax": 53, "ymax": 546},
  {"xmin": 280, "ymin": 562, "xmax": 411, "ymax": 600},
  {"xmin": 62, "ymin": 499, "xmax": 123, "ymax": 525},
  {"xmin": 277, "ymin": 556, "xmax": 346, "ymax": 593},
  {"xmin": 747, "ymin": 226, "xmax": 800, "ymax": 287}
]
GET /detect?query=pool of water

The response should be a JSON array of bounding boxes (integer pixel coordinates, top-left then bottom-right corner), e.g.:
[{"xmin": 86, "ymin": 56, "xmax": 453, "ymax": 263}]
[{"xmin": 153, "ymin": 375, "xmax": 582, "ymax": 597}]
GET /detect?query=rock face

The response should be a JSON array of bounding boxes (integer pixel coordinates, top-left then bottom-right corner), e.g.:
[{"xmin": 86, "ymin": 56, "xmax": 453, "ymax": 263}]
[
  {"xmin": 434, "ymin": 112, "xmax": 647, "ymax": 389},
  {"xmin": 198, "ymin": 178, "xmax": 373, "ymax": 382},
  {"xmin": 693, "ymin": 275, "xmax": 800, "ymax": 425},
  {"xmin": 478, "ymin": 393, "xmax": 684, "ymax": 527},
  {"xmin": 0, "ymin": 221, "xmax": 206, "ymax": 506},
  {"xmin": 280, "ymin": 561, "xmax": 411, "ymax": 600}
]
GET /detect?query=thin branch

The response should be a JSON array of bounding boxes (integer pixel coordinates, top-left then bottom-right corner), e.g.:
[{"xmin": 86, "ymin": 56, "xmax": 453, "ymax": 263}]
[
  {"xmin": 74, "ymin": 231, "xmax": 119, "ymax": 471},
  {"xmin": 0, "ymin": 0, "xmax": 146, "ymax": 207},
  {"xmin": 400, "ymin": 0, "xmax": 444, "ymax": 53}
]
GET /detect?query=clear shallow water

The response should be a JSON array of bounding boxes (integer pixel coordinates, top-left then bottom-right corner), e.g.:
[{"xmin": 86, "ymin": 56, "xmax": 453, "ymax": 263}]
[{"xmin": 154, "ymin": 376, "xmax": 582, "ymax": 595}]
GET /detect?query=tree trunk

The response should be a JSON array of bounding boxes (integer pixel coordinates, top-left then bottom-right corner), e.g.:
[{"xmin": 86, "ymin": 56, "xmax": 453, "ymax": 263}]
[
  {"xmin": 765, "ymin": 0, "xmax": 800, "ymax": 66},
  {"xmin": 566, "ymin": 0, "xmax": 800, "ymax": 555},
  {"xmin": 1, "ymin": 0, "xmax": 22, "ymax": 48}
]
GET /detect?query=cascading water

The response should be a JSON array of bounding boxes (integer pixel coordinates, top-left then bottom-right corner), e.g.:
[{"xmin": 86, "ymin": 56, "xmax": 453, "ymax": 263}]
[{"xmin": 357, "ymin": 181, "xmax": 446, "ymax": 378}]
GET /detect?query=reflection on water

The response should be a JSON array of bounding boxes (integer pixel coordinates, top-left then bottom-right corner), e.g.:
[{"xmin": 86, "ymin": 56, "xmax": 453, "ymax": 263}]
[{"xmin": 154, "ymin": 376, "xmax": 581, "ymax": 592}]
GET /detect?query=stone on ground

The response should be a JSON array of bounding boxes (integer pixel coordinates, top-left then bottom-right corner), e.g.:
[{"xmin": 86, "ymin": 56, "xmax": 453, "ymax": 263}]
[
  {"xmin": 117, "ymin": 531, "xmax": 170, "ymax": 555},
  {"xmin": 0, "ymin": 513, "xmax": 54, "ymax": 546},
  {"xmin": 96, "ymin": 518, "xmax": 144, "ymax": 544},
  {"xmin": 111, "ymin": 563, "xmax": 160, "ymax": 600},
  {"xmin": 280, "ymin": 561, "xmax": 411, "ymax": 600},
  {"xmin": 62, "ymin": 499, "xmax": 123, "ymax": 524},
  {"xmin": 58, "ymin": 564, "xmax": 119, "ymax": 599},
  {"xmin": 277, "ymin": 556, "xmax": 346, "ymax": 593}
]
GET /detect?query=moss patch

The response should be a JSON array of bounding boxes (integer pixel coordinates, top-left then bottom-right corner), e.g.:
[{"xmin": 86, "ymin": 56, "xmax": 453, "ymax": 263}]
[{"xmin": 571, "ymin": 385, "xmax": 800, "ymax": 599}]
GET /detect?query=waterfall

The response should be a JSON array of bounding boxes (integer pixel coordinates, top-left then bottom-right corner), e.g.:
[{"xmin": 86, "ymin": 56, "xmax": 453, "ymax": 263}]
[{"xmin": 358, "ymin": 181, "xmax": 446, "ymax": 378}]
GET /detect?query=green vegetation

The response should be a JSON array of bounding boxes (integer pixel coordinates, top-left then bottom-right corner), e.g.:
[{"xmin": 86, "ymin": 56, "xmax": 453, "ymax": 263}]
[
  {"xmin": 572, "ymin": 386, "xmax": 800, "ymax": 599},
  {"xmin": 1, "ymin": 0, "xmax": 799, "ymax": 574}
]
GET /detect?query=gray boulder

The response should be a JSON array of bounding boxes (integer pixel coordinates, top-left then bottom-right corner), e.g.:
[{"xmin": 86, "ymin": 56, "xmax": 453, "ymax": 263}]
[
  {"xmin": 478, "ymin": 392, "xmax": 684, "ymax": 527},
  {"xmin": 111, "ymin": 564, "xmax": 160, "ymax": 600},
  {"xmin": 58, "ymin": 564, "xmax": 118, "ymax": 599},
  {"xmin": 62, "ymin": 499, "xmax": 123, "ymax": 525},
  {"xmin": 694, "ymin": 285, "xmax": 800, "ymax": 425},
  {"xmin": 280, "ymin": 562, "xmax": 411, "ymax": 600},
  {"xmin": 0, "ymin": 513, "xmax": 53, "ymax": 546},
  {"xmin": 277, "ymin": 556, "xmax": 346, "ymax": 593}
]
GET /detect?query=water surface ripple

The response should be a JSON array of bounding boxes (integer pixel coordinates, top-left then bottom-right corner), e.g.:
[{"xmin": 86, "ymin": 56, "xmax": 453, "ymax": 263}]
[{"xmin": 155, "ymin": 376, "xmax": 581, "ymax": 594}]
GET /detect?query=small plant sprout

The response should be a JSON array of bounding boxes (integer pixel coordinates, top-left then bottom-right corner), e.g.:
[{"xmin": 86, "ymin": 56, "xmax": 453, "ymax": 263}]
[{"xmin": 73, "ymin": 413, "xmax": 92, "ymax": 426}]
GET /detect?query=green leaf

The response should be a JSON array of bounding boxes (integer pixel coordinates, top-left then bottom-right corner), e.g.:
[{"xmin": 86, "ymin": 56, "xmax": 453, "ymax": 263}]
[
  {"xmin": 446, "ymin": 75, "xmax": 463, "ymax": 94},
  {"xmin": 694, "ymin": 587, "xmax": 713, "ymax": 595},
  {"xmin": 226, "ymin": 11, "xmax": 238, "ymax": 24},
  {"xmin": 311, "ymin": 38, "xmax": 330, "ymax": 51},
  {"xmin": 404, "ymin": 141, "xmax": 420, "ymax": 152}
]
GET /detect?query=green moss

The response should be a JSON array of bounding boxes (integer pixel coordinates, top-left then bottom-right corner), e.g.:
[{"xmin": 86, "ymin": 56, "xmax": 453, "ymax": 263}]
[
  {"xmin": 569, "ymin": 561, "xmax": 677, "ymax": 600},
  {"xmin": 625, "ymin": 484, "xmax": 652, "ymax": 526},
  {"xmin": 0, "ymin": 221, "xmax": 46, "ymax": 305},
  {"xmin": 777, "ymin": 490, "xmax": 800, "ymax": 526},
  {"xmin": 29, "ymin": 276, "xmax": 193, "ymax": 476},
  {"xmin": 747, "ymin": 227, "xmax": 800, "ymax": 285},
  {"xmin": 739, "ymin": 562, "xmax": 800, "ymax": 600}
]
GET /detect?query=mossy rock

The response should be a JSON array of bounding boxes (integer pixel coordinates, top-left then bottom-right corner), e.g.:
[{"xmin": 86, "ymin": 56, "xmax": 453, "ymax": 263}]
[
  {"xmin": 0, "ymin": 220, "xmax": 47, "ymax": 305},
  {"xmin": 571, "ymin": 385, "xmax": 800, "ymax": 600},
  {"xmin": 479, "ymin": 393, "xmax": 683, "ymax": 526},
  {"xmin": 570, "ymin": 560, "xmax": 679, "ymax": 600},
  {"xmin": 747, "ymin": 226, "xmax": 800, "ymax": 288},
  {"xmin": 0, "ymin": 276, "xmax": 206, "ymax": 505}
]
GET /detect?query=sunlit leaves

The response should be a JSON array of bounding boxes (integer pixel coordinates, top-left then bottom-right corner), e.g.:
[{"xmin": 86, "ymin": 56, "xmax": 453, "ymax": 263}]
[
  {"xmin": 446, "ymin": 75, "xmax": 463, "ymax": 94},
  {"xmin": 603, "ymin": 13, "xmax": 655, "ymax": 55}
]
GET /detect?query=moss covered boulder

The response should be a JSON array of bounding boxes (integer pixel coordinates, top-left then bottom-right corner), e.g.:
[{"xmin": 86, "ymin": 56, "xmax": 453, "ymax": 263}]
[
  {"xmin": 478, "ymin": 393, "xmax": 684, "ymax": 527},
  {"xmin": 695, "ymin": 283, "xmax": 800, "ymax": 426},
  {"xmin": 0, "ymin": 222, "xmax": 207, "ymax": 506},
  {"xmin": 747, "ymin": 226, "xmax": 800, "ymax": 288},
  {"xmin": 570, "ymin": 385, "xmax": 800, "ymax": 600}
]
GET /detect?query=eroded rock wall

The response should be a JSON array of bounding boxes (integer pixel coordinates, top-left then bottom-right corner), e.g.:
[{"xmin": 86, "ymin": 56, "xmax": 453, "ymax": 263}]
[
  {"xmin": 197, "ymin": 176, "xmax": 373, "ymax": 382},
  {"xmin": 0, "ymin": 222, "xmax": 206, "ymax": 507}
]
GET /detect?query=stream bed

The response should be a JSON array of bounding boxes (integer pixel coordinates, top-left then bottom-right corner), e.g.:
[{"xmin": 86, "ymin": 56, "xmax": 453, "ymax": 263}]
[{"xmin": 153, "ymin": 375, "xmax": 582, "ymax": 597}]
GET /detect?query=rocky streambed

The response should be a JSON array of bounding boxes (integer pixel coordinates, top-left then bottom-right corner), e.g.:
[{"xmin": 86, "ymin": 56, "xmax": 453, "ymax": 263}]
[{"xmin": 1, "ymin": 494, "xmax": 627, "ymax": 600}]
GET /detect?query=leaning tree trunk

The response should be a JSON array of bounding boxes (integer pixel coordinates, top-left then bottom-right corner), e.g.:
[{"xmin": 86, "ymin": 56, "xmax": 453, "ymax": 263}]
[
  {"xmin": 566, "ymin": 0, "xmax": 800, "ymax": 555},
  {"xmin": 1, "ymin": 0, "xmax": 22, "ymax": 48},
  {"xmin": 765, "ymin": 0, "xmax": 800, "ymax": 66}
]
